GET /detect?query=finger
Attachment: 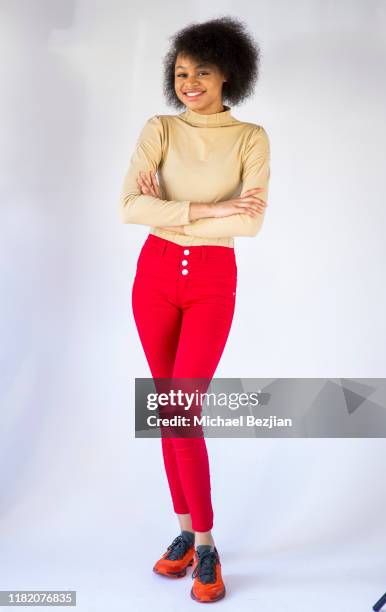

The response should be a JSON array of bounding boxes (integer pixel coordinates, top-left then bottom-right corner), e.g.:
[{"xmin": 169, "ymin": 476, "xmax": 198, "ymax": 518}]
[
  {"xmin": 140, "ymin": 171, "xmax": 151, "ymax": 188},
  {"xmin": 239, "ymin": 195, "xmax": 267, "ymax": 205},
  {"xmin": 236, "ymin": 199, "xmax": 260, "ymax": 210},
  {"xmin": 242, "ymin": 197, "xmax": 267, "ymax": 206},
  {"xmin": 150, "ymin": 171, "xmax": 161, "ymax": 197},
  {"xmin": 137, "ymin": 177, "xmax": 146, "ymax": 193},
  {"xmin": 235, "ymin": 201, "xmax": 265, "ymax": 215},
  {"xmin": 137, "ymin": 176, "xmax": 150, "ymax": 194},
  {"xmin": 241, "ymin": 187, "xmax": 263, "ymax": 197},
  {"xmin": 145, "ymin": 170, "xmax": 155, "ymax": 190},
  {"xmin": 242, "ymin": 209, "xmax": 258, "ymax": 217},
  {"xmin": 144, "ymin": 172, "xmax": 157, "ymax": 197},
  {"xmin": 141, "ymin": 173, "xmax": 157, "ymax": 196},
  {"xmin": 140, "ymin": 171, "xmax": 154, "ymax": 191},
  {"xmin": 238, "ymin": 197, "xmax": 268, "ymax": 210}
]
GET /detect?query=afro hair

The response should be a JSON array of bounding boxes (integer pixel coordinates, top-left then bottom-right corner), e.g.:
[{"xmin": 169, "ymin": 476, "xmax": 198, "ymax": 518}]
[{"xmin": 162, "ymin": 16, "xmax": 261, "ymax": 110}]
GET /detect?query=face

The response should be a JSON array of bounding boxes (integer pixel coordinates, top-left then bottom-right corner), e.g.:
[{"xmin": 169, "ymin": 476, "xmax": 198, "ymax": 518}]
[{"xmin": 174, "ymin": 54, "xmax": 227, "ymax": 114}]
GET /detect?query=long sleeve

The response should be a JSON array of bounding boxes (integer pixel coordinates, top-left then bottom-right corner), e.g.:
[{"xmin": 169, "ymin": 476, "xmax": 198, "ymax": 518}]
[
  {"xmin": 119, "ymin": 115, "xmax": 191, "ymax": 226},
  {"xmin": 182, "ymin": 126, "xmax": 271, "ymax": 238}
]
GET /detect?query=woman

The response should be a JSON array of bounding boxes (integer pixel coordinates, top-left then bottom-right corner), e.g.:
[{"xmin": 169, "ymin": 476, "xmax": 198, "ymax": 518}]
[{"xmin": 120, "ymin": 16, "xmax": 270, "ymax": 604}]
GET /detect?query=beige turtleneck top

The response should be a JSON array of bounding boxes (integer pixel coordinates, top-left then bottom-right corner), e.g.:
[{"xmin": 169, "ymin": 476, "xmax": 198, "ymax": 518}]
[{"xmin": 119, "ymin": 105, "xmax": 271, "ymax": 247}]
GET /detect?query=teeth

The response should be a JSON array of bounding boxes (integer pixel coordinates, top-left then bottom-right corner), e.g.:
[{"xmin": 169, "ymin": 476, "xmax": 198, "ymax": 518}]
[{"xmin": 186, "ymin": 92, "xmax": 203, "ymax": 97}]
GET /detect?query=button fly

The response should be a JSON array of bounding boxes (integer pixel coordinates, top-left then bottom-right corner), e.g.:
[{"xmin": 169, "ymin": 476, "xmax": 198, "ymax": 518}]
[
  {"xmin": 181, "ymin": 269, "xmax": 189, "ymax": 275},
  {"xmin": 181, "ymin": 259, "xmax": 188, "ymax": 266},
  {"xmin": 183, "ymin": 249, "xmax": 190, "ymax": 255}
]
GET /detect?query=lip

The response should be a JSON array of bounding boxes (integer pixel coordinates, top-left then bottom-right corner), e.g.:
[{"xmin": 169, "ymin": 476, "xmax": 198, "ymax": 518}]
[{"xmin": 183, "ymin": 91, "xmax": 206, "ymax": 99}]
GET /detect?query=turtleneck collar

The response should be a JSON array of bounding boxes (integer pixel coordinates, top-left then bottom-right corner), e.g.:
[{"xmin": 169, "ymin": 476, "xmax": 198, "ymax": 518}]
[{"xmin": 178, "ymin": 104, "xmax": 238, "ymax": 127}]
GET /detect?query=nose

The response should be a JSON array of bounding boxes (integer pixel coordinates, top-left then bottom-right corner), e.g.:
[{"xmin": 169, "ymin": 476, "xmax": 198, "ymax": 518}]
[{"xmin": 186, "ymin": 78, "xmax": 200, "ymax": 87}]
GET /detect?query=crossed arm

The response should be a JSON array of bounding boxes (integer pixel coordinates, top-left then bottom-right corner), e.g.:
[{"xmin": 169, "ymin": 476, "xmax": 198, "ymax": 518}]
[{"xmin": 119, "ymin": 115, "xmax": 271, "ymax": 238}]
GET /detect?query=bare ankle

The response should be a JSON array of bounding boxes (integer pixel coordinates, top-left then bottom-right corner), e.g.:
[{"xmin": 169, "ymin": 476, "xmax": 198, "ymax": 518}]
[{"xmin": 194, "ymin": 530, "xmax": 215, "ymax": 548}]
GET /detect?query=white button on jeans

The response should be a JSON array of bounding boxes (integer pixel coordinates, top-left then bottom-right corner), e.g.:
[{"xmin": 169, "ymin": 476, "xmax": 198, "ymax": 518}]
[
  {"xmin": 181, "ymin": 269, "xmax": 189, "ymax": 275},
  {"xmin": 181, "ymin": 259, "xmax": 188, "ymax": 266},
  {"xmin": 183, "ymin": 249, "xmax": 190, "ymax": 255}
]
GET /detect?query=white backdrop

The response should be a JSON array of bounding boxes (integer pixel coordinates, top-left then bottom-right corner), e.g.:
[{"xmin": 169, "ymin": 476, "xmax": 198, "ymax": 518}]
[{"xmin": 1, "ymin": 1, "xmax": 386, "ymax": 611}]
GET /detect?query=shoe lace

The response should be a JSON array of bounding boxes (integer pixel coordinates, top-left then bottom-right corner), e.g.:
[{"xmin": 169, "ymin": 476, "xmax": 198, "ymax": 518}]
[
  {"xmin": 192, "ymin": 549, "xmax": 217, "ymax": 584},
  {"xmin": 165, "ymin": 535, "xmax": 190, "ymax": 560}
]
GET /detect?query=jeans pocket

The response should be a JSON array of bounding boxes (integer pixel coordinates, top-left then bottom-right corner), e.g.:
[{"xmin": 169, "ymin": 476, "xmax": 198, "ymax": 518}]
[{"xmin": 136, "ymin": 242, "xmax": 162, "ymax": 272}]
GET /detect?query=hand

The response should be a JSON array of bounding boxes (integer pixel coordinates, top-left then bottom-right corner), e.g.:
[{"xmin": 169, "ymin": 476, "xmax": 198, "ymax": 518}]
[
  {"xmin": 212, "ymin": 188, "xmax": 268, "ymax": 218},
  {"xmin": 136, "ymin": 170, "xmax": 162, "ymax": 198},
  {"xmin": 137, "ymin": 171, "xmax": 185, "ymax": 233}
]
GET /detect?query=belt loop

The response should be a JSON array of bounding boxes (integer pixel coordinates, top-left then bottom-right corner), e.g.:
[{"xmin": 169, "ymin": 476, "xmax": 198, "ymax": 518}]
[
  {"xmin": 200, "ymin": 246, "xmax": 206, "ymax": 261},
  {"xmin": 161, "ymin": 241, "xmax": 167, "ymax": 257}
]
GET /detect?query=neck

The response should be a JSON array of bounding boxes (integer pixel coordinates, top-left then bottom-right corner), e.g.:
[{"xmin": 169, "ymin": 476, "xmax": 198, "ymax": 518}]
[
  {"xmin": 178, "ymin": 104, "xmax": 236, "ymax": 127},
  {"xmin": 190, "ymin": 103, "xmax": 225, "ymax": 115}
]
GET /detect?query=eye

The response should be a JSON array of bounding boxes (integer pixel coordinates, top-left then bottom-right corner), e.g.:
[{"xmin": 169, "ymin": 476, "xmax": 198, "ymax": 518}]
[{"xmin": 175, "ymin": 71, "xmax": 210, "ymax": 78}]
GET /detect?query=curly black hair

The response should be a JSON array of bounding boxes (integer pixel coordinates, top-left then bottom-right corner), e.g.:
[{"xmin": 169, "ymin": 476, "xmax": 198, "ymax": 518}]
[{"xmin": 162, "ymin": 16, "xmax": 261, "ymax": 110}]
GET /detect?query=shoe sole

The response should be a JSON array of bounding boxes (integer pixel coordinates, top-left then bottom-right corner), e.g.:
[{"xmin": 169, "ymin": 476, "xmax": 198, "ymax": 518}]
[
  {"xmin": 153, "ymin": 558, "xmax": 194, "ymax": 579},
  {"xmin": 190, "ymin": 587, "xmax": 226, "ymax": 603}
]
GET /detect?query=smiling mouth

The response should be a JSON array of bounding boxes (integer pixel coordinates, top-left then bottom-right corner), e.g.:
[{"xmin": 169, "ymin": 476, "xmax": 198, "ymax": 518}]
[{"xmin": 183, "ymin": 91, "xmax": 206, "ymax": 99}]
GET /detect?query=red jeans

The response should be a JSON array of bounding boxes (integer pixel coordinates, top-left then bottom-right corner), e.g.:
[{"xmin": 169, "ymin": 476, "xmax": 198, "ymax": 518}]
[{"xmin": 131, "ymin": 234, "xmax": 237, "ymax": 531}]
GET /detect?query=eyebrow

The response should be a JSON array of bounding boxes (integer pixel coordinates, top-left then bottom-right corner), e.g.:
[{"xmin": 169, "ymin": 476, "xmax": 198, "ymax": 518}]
[{"xmin": 175, "ymin": 63, "xmax": 211, "ymax": 70}]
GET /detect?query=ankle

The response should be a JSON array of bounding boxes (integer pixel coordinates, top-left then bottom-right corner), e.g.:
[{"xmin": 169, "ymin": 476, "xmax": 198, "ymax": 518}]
[{"xmin": 194, "ymin": 535, "xmax": 215, "ymax": 548}]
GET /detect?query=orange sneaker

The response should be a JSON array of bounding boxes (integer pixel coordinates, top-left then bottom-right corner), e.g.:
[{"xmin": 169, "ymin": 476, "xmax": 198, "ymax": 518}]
[
  {"xmin": 190, "ymin": 546, "xmax": 226, "ymax": 603},
  {"xmin": 153, "ymin": 534, "xmax": 195, "ymax": 579}
]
